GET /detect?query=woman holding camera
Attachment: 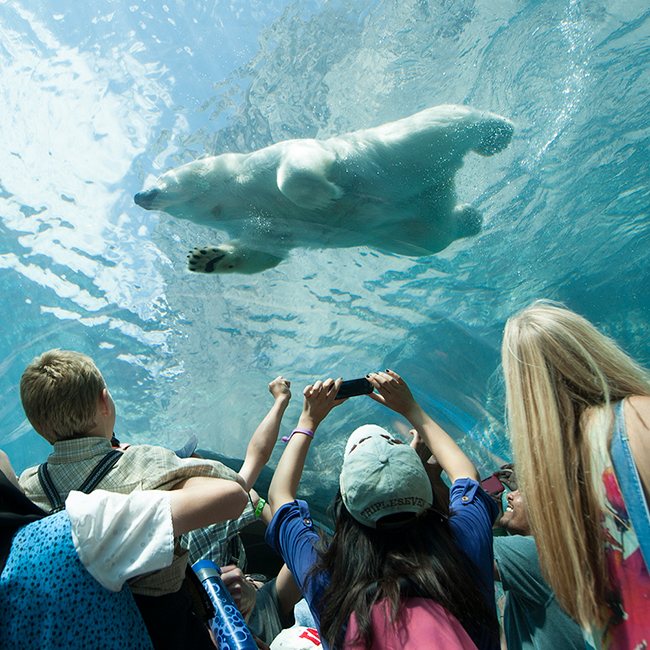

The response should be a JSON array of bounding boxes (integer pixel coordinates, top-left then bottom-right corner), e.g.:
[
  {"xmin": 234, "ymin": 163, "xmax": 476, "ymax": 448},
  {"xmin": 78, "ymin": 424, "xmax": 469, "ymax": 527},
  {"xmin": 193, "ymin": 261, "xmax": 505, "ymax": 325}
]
[{"xmin": 265, "ymin": 370, "xmax": 499, "ymax": 650}]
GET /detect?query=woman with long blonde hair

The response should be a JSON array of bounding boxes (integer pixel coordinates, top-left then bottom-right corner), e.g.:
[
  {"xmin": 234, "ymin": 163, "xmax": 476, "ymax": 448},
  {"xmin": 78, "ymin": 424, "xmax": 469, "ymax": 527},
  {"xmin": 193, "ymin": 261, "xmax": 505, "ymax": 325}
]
[{"xmin": 502, "ymin": 300, "xmax": 650, "ymax": 648}]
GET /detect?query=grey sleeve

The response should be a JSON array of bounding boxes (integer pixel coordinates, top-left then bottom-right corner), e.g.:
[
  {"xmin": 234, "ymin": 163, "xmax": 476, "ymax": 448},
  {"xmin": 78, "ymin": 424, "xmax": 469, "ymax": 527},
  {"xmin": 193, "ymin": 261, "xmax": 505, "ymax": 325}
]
[{"xmin": 493, "ymin": 535, "xmax": 554, "ymax": 607}]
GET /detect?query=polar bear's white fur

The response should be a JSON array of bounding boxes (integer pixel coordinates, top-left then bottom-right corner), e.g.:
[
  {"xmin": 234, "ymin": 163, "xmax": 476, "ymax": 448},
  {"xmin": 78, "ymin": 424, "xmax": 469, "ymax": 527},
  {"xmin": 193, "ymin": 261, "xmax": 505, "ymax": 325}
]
[{"xmin": 134, "ymin": 104, "xmax": 513, "ymax": 274}]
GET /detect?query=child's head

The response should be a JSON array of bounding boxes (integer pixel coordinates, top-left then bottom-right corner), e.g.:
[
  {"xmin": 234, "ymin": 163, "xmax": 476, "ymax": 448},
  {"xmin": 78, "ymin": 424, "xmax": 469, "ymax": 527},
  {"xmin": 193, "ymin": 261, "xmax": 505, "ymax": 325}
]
[
  {"xmin": 339, "ymin": 424, "xmax": 433, "ymax": 528},
  {"xmin": 20, "ymin": 349, "xmax": 107, "ymax": 444}
]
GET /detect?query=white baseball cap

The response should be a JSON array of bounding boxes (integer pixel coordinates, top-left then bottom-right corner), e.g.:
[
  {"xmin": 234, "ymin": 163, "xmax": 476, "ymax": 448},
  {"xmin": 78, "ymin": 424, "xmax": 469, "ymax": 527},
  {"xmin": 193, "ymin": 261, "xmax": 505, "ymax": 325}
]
[{"xmin": 340, "ymin": 424, "xmax": 433, "ymax": 528}]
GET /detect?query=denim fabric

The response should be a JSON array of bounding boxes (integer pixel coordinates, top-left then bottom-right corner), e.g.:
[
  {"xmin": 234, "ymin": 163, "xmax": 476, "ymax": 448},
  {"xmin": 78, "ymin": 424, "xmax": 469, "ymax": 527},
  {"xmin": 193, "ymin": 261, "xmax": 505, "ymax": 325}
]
[{"xmin": 611, "ymin": 400, "xmax": 650, "ymax": 573}]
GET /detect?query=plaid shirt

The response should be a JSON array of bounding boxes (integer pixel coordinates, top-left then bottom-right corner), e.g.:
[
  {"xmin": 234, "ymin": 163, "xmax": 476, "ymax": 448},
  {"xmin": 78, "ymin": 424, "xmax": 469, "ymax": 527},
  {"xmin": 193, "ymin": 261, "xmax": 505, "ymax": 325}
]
[
  {"xmin": 181, "ymin": 502, "xmax": 257, "ymax": 569},
  {"xmin": 20, "ymin": 437, "xmax": 239, "ymax": 596}
]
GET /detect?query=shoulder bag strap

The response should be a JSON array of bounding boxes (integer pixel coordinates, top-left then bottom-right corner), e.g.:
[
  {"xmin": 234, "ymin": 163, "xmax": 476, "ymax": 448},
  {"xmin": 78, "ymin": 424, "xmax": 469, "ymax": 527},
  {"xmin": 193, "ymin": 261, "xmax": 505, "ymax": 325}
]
[{"xmin": 610, "ymin": 400, "xmax": 650, "ymax": 572}]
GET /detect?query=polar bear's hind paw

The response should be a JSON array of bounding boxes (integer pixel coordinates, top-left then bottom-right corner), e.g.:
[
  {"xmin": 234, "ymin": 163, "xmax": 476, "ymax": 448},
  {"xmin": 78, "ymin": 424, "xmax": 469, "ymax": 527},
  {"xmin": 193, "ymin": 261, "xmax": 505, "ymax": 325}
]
[
  {"xmin": 472, "ymin": 117, "xmax": 514, "ymax": 157},
  {"xmin": 453, "ymin": 204, "xmax": 483, "ymax": 239}
]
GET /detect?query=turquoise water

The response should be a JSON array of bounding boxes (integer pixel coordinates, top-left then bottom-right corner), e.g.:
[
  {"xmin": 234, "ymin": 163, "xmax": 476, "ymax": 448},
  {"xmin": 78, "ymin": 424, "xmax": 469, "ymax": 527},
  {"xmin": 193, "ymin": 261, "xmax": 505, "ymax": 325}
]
[{"xmin": 1, "ymin": 0, "xmax": 649, "ymax": 511}]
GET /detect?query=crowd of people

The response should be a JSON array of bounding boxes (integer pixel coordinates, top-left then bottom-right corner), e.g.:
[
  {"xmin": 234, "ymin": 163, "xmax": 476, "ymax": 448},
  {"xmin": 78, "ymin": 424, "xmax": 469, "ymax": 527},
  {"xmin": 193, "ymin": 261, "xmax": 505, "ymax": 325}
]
[{"xmin": 1, "ymin": 300, "xmax": 649, "ymax": 649}]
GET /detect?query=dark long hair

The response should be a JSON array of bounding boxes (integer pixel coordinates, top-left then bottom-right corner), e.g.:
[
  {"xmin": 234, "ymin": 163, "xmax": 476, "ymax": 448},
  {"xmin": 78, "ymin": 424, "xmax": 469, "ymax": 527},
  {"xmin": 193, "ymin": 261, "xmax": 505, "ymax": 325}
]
[{"xmin": 310, "ymin": 491, "xmax": 498, "ymax": 649}]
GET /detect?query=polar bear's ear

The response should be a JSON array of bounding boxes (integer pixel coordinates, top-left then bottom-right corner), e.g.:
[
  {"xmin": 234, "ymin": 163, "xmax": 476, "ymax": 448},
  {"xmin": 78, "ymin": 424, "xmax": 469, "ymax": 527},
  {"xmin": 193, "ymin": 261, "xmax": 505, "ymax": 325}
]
[
  {"xmin": 277, "ymin": 142, "xmax": 343, "ymax": 210},
  {"xmin": 470, "ymin": 116, "xmax": 514, "ymax": 157}
]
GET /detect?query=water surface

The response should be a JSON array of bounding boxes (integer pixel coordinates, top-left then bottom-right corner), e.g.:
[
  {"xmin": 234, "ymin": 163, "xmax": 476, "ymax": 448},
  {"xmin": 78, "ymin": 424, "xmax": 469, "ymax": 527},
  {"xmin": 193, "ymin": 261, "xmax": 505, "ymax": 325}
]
[{"xmin": 1, "ymin": 0, "xmax": 649, "ymax": 512}]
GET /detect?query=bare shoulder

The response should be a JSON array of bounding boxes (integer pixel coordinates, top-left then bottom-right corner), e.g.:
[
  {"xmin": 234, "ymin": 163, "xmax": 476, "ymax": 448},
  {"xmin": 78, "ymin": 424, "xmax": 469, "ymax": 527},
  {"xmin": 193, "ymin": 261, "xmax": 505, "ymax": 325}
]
[
  {"xmin": 624, "ymin": 396, "xmax": 650, "ymax": 496},
  {"xmin": 625, "ymin": 395, "xmax": 650, "ymax": 430}
]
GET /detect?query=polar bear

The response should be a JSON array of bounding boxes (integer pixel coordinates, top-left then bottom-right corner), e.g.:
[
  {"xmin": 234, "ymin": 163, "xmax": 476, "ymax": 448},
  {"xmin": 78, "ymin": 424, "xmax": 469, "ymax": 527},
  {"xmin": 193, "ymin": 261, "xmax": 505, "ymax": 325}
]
[{"xmin": 134, "ymin": 104, "xmax": 513, "ymax": 274}]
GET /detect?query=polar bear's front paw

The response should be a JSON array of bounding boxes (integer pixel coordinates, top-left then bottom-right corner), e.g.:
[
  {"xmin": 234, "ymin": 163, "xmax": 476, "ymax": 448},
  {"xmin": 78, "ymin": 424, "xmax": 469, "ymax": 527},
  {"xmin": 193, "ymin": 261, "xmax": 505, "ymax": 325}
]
[
  {"xmin": 187, "ymin": 242, "xmax": 285, "ymax": 274},
  {"xmin": 187, "ymin": 246, "xmax": 235, "ymax": 273}
]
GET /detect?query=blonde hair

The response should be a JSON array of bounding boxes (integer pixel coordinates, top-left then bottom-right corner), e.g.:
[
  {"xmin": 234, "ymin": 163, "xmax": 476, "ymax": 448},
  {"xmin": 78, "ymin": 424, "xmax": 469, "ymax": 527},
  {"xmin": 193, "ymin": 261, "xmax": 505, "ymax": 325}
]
[
  {"xmin": 20, "ymin": 349, "xmax": 106, "ymax": 444},
  {"xmin": 502, "ymin": 300, "xmax": 650, "ymax": 628}
]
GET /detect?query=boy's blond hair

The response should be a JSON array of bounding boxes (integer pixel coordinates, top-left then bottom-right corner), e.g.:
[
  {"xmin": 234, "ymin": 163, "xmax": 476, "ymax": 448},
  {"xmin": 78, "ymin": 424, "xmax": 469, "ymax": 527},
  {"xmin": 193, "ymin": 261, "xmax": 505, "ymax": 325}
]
[{"xmin": 20, "ymin": 349, "xmax": 107, "ymax": 444}]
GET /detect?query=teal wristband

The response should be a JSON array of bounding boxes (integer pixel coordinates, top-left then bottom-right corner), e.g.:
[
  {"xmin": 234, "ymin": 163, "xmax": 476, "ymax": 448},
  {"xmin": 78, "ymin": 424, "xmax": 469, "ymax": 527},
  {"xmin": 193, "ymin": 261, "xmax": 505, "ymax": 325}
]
[{"xmin": 254, "ymin": 498, "xmax": 266, "ymax": 517}]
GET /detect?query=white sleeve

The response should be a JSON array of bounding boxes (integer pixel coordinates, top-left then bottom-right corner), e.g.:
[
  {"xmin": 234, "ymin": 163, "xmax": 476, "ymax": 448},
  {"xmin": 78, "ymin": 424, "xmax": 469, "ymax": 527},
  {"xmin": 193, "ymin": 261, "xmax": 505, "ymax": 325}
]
[{"xmin": 66, "ymin": 489, "xmax": 175, "ymax": 592}]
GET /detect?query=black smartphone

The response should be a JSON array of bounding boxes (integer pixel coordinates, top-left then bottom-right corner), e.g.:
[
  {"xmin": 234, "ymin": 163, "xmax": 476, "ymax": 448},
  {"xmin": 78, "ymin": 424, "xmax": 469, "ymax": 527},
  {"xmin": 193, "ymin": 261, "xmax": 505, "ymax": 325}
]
[{"xmin": 336, "ymin": 377, "xmax": 373, "ymax": 399}]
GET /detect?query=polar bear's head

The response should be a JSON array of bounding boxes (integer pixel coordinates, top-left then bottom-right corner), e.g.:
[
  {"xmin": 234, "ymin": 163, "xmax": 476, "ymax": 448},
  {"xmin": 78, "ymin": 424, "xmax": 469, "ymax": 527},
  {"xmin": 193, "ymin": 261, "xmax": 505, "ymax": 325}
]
[
  {"xmin": 134, "ymin": 155, "xmax": 238, "ymax": 212},
  {"xmin": 135, "ymin": 160, "xmax": 206, "ymax": 210}
]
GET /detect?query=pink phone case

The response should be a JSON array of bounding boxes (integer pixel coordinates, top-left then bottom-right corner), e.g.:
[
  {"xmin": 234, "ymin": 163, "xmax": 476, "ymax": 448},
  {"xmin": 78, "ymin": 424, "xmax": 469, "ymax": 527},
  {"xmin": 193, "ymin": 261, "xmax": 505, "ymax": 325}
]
[{"xmin": 481, "ymin": 474, "xmax": 505, "ymax": 494}]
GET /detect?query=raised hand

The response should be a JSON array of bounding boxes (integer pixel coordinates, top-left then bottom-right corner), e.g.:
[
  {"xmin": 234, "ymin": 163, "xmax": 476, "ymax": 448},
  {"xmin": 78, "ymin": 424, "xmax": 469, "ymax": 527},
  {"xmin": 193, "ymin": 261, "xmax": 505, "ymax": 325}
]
[
  {"xmin": 409, "ymin": 428, "xmax": 432, "ymax": 464},
  {"xmin": 366, "ymin": 370, "xmax": 420, "ymax": 418},
  {"xmin": 368, "ymin": 370, "xmax": 479, "ymax": 483},
  {"xmin": 494, "ymin": 463, "xmax": 517, "ymax": 491},
  {"xmin": 237, "ymin": 376, "xmax": 292, "ymax": 492},
  {"xmin": 220, "ymin": 565, "xmax": 258, "ymax": 619},
  {"xmin": 298, "ymin": 377, "xmax": 345, "ymax": 431},
  {"xmin": 269, "ymin": 376, "xmax": 291, "ymax": 403}
]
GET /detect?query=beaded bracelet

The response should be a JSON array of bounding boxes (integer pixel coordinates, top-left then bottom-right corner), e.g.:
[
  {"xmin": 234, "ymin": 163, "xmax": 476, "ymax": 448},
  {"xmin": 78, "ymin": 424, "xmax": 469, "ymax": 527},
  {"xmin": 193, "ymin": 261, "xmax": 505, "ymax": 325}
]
[{"xmin": 281, "ymin": 428, "xmax": 315, "ymax": 443}]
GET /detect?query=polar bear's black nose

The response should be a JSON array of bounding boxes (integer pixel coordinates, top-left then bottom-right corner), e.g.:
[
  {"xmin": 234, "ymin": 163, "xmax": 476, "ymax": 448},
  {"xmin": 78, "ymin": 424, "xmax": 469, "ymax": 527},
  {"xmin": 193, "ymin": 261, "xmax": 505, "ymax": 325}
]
[{"xmin": 134, "ymin": 188, "xmax": 160, "ymax": 210}]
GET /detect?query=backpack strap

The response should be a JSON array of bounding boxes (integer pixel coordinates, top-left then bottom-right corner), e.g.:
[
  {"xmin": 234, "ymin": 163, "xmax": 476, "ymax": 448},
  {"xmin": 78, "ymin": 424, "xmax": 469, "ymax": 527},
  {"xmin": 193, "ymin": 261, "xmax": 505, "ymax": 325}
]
[
  {"xmin": 77, "ymin": 449, "xmax": 123, "ymax": 493},
  {"xmin": 37, "ymin": 449, "xmax": 123, "ymax": 514},
  {"xmin": 610, "ymin": 400, "xmax": 650, "ymax": 573},
  {"xmin": 37, "ymin": 463, "xmax": 65, "ymax": 514}
]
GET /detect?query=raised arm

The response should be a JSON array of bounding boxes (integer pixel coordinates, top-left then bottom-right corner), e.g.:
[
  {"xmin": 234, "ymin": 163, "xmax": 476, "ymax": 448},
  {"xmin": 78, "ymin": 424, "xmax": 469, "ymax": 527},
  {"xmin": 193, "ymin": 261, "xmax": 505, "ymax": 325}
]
[
  {"xmin": 409, "ymin": 429, "xmax": 450, "ymax": 515},
  {"xmin": 367, "ymin": 370, "xmax": 479, "ymax": 483},
  {"xmin": 238, "ymin": 377, "xmax": 292, "ymax": 492},
  {"xmin": 267, "ymin": 378, "xmax": 344, "ymax": 514}
]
